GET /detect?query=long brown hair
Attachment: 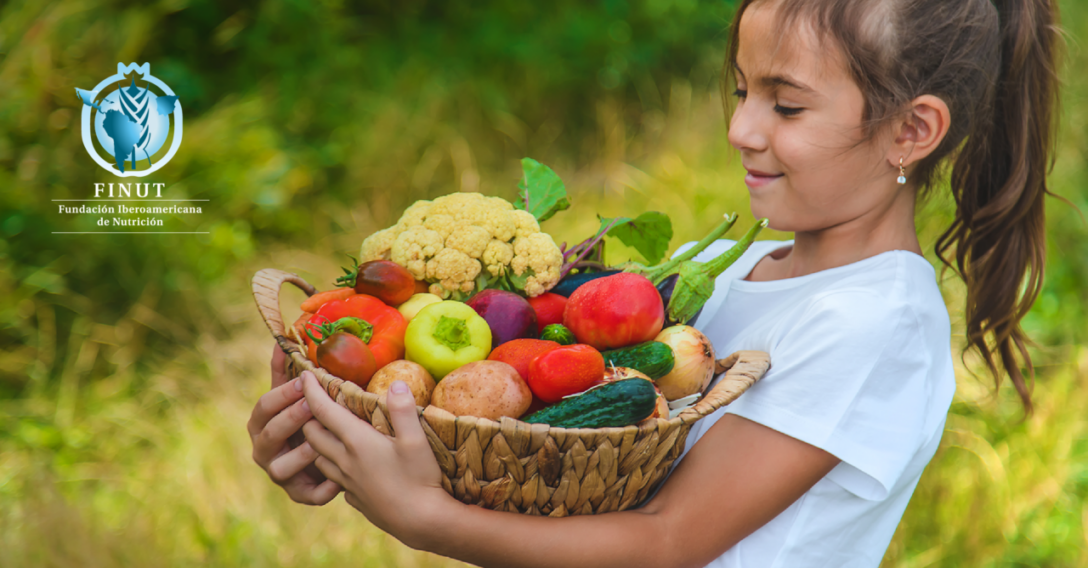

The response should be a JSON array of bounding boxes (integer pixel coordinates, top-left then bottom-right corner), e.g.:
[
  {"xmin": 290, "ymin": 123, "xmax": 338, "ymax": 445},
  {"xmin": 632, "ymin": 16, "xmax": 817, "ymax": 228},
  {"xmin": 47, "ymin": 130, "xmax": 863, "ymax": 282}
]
[{"xmin": 724, "ymin": 0, "xmax": 1062, "ymax": 413}]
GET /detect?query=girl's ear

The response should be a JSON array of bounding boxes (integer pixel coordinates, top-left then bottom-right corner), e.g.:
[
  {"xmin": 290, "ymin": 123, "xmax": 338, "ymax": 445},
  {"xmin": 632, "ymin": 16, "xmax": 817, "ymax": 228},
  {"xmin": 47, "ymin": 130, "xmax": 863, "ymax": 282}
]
[{"xmin": 887, "ymin": 95, "xmax": 951, "ymax": 168}]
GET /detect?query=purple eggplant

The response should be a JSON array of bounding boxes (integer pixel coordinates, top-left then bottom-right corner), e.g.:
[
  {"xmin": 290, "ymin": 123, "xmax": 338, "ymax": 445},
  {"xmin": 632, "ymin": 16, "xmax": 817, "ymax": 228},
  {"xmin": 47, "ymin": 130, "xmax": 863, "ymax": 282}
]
[
  {"xmin": 551, "ymin": 270, "xmax": 621, "ymax": 297},
  {"xmin": 656, "ymin": 273, "xmax": 702, "ymax": 327}
]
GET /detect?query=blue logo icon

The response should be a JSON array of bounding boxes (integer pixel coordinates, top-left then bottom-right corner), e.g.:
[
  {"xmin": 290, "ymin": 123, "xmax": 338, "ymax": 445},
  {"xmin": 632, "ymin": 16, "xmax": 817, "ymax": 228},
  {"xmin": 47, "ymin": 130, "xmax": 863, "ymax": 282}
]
[{"xmin": 76, "ymin": 63, "xmax": 183, "ymax": 177}]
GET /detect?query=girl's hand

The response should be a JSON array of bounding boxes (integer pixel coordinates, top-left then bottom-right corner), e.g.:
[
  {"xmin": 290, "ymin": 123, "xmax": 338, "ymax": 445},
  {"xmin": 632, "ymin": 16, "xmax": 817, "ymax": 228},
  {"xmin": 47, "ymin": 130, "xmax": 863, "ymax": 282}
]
[
  {"xmin": 292, "ymin": 365, "xmax": 839, "ymax": 568},
  {"xmin": 247, "ymin": 346, "xmax": 343, "ymax": 505},
  {"xmin": 300, "ymin": 370, "xmax": 451, "ymax": 541}
]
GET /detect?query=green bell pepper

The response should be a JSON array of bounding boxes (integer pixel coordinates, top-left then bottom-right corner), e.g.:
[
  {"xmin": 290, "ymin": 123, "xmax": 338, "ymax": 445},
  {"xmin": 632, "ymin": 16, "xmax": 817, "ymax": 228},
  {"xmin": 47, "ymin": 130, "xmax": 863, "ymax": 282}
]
[{"xmin": 404, "ymin": 301, "xmax": 493, "ymax": 379}]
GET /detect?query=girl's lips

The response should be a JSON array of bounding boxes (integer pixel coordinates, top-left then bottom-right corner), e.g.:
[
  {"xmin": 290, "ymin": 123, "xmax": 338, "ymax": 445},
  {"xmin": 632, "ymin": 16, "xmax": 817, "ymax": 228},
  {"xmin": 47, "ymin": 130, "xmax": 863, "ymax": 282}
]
[{"xmin": 744, "ymin": 171, "xmax": 783, "ymax": 188}]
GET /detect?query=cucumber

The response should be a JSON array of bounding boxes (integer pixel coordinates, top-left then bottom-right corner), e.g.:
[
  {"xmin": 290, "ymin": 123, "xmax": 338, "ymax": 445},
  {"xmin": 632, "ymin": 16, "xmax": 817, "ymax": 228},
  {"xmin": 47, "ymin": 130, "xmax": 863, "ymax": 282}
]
[
  {"xmin": 601, "ymin": 341, "xmax": 675, "ymax": 380},
  {"xmin": 539, "ymin": 323, "xmax": 576, "ymax": 345},
  {"xmin": 550, "ymin": 270, "xmax": 621, "ymax": 297},
  {"xmin": 523, "ymin": 379, "xmax": 658, "ymax": 428}
]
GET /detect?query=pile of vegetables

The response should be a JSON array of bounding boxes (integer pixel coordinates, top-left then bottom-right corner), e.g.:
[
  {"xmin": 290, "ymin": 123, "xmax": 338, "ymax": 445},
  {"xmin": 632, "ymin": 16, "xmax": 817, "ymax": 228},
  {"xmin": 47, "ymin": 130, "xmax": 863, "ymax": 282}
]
[{"xmin": 292, "ymin": 158, "xmax": 766, "ymax": 429}]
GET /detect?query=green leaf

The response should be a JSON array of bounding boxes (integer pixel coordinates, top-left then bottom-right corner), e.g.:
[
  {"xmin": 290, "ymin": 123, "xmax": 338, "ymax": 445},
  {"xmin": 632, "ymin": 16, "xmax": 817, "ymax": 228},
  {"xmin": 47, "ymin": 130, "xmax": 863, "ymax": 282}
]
[
  {"xmin": 473, "ymin": 267, "xmax": 535, "ymax": 298},
  {"xmin": 599, "ymin": 211, "xmax": 673, "ymax": 265},
  {"xmin": 506, "ymin": 267, "xmax": 534, "ymax": 291},
  {"xmin": 475, "ymin": 271, "xmax": 494, "ymax": 292},
  {"xmin": 516, "ymin": 158, "xmax": 571, "ymax": 222}
]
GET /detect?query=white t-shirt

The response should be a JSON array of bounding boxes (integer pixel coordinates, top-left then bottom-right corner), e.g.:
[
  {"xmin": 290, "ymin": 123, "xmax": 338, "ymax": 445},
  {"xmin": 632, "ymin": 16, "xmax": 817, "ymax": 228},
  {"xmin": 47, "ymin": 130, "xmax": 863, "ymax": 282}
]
[{"xmin": 664, "ymin": 239, "xmax": 956, "ymax": 568}]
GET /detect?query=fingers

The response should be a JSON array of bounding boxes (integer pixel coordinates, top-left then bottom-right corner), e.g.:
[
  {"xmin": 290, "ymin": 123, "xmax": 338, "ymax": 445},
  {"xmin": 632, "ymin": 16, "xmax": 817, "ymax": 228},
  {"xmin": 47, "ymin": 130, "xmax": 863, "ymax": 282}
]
[
  {"xmin": 252, "ymin": 397, "xmax": 312, "ymax": 466},
  {"xmin": 307, "ymin": 479, "xmax": 344, "ymax": 505},
  {"xmin": 248, "ymin": 376, "xmax": 304, "ymax": 439},
  {"xmin": 343, "ymin": 491, "xmax": 373, "ymax": 518},
  {"xmin": 284, "ymin": 476, "xmax": 343, "ymax": 506},
  {"xmin": 271, "ymin": 345, "xmax": 289, "ymax": 389},
  {"xmin": 301, "ymin": 371, "xmax": 375, "ymax": 444},
  {"xmin": 344, "ymin": 491, "xmax": 363, "ymax": 511},
  {"xmin": 267, "ymin": 441, "xmax": 319, "ymax": 484},
  {"xmin": 303, "ymin": 417, "xmax": 348, "ymax": 464},
  {"xmin": 314, "ymin": 455, "xmax": 346, "ymax": 487},
  {"xmin": 385, "ymin": 381, "xmax": 428, "ymax": 450}
]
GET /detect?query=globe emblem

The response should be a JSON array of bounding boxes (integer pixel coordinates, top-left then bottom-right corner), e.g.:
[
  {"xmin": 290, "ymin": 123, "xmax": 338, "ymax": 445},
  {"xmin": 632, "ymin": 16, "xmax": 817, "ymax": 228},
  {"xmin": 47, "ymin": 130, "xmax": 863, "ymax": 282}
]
[{"xmin": 76, "ymin": 62, "xmax": 183, "ymax": 177}]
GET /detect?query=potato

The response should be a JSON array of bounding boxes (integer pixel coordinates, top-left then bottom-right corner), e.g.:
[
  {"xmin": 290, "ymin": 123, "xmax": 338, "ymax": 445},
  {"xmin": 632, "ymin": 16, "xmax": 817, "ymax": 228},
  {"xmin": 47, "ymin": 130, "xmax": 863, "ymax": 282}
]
[
  {"xmin": 367, "ymin": 360, "xmax": 436, "ymax": 407},
  {"xmin": 431, "ymin": 360, "xmax": 531, "ymax": 420}
]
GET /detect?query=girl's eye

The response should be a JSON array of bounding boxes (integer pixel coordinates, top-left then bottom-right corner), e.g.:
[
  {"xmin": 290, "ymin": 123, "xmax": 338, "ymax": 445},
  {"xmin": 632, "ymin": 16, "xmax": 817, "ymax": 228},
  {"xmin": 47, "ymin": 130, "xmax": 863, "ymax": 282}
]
[
  {"xmin": 732, "ymin": 88, "xmax": 801, "ymax": 116},
  {"xmin": 774, "ymin": 104, "xmax": 803, "ymax": 117}
]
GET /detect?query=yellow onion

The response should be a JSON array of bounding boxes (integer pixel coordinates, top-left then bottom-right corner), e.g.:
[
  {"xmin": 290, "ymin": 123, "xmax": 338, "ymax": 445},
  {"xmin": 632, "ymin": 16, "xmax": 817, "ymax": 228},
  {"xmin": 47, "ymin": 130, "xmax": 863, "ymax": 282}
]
[
  {"xmin": 653, "ymin": 325, "xmax": 716, "ymax": 401},
  {"xmin": 602, "ymin": 366, "xmax": 652, "ymax": 382},
  {"xmin": 647, "ymin": 389, "xmax": 670, "ymax": 421}
]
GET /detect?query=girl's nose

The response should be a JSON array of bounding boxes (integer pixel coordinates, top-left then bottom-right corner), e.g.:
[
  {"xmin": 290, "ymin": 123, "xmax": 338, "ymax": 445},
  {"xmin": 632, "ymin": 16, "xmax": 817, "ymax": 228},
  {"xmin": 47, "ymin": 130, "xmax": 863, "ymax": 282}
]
[{"xmin": 727, "ymin": 101, "xmax": 769, "ymax": 153}]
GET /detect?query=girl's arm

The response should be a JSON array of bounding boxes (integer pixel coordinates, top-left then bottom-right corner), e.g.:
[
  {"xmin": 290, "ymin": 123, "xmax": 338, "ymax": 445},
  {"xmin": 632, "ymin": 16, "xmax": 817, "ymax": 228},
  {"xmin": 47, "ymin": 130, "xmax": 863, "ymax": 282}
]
[{"xmin": 300, "ymin": 371, "xmax": 840, "ymax": 568}]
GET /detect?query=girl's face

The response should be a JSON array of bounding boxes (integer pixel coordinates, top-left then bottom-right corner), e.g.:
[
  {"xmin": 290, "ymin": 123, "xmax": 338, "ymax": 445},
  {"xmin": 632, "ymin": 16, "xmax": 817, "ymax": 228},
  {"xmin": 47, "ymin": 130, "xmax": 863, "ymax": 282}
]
[{"xmin": 729, "ymin": 3, "xmax": 897, "ymax": 233}]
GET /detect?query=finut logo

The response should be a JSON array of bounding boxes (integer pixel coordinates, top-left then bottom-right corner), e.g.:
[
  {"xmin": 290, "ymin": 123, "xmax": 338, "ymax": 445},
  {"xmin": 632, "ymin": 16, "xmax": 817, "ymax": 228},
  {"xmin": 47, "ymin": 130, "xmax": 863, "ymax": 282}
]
[{"xmin": 75, "ymin": 62, "xmax": 183, "ymax": 177}]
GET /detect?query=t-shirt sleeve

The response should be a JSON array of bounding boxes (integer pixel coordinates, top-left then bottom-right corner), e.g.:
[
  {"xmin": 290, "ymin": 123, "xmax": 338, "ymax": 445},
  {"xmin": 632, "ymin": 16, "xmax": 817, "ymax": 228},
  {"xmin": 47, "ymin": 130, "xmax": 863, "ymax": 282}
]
[{"xmin": 724, "ymin": 290, "xmax": 933, "ymax": 501}]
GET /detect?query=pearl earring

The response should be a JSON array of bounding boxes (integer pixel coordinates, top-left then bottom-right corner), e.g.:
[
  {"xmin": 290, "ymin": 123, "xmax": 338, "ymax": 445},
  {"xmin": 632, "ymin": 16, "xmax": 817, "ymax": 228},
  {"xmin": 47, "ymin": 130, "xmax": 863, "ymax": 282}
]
[{"xmin": 897, "ymin": 157, "xmax": 907, "ymax": 185}]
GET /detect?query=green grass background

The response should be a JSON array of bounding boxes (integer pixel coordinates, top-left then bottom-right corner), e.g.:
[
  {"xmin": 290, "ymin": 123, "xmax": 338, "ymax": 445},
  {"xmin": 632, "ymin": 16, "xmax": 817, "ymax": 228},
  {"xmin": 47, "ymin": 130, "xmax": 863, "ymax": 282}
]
[{"xmin": 1, "ymin": 1, "xmax": 1087, "ymax": 566}]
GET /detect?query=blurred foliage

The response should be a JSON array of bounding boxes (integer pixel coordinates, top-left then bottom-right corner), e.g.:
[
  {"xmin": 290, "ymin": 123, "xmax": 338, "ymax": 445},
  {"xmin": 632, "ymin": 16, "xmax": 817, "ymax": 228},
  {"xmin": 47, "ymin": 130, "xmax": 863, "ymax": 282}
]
[
  {"xmin": 0, "ymin": 0, "xmax": 735, "ymax": 398},
  {"xmin": 0, "ymin": 0, "xmax": 1086, "ymax": 566}
]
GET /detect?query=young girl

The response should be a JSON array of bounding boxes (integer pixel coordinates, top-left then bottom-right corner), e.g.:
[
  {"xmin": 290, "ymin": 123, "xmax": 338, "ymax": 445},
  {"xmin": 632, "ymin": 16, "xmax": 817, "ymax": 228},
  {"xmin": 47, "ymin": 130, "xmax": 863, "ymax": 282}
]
[{"xmin": 247, "ymin": 0, "xmax": 1060, "ymax": 565}]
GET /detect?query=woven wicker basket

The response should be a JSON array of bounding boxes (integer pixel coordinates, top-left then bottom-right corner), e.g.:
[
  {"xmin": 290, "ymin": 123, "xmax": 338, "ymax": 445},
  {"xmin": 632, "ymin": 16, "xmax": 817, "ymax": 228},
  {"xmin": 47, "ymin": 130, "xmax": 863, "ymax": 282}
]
[{"xmin": 252, "ymin": 268, "xmax": 769, "ymax": 516}]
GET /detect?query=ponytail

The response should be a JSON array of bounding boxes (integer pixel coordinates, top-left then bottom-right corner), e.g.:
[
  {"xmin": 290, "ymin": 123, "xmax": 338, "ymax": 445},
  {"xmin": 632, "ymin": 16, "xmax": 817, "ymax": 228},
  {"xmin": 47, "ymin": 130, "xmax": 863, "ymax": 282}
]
[{"xmin": 936, "ymin": 0, "xmax": 1062, "ymax": 414}]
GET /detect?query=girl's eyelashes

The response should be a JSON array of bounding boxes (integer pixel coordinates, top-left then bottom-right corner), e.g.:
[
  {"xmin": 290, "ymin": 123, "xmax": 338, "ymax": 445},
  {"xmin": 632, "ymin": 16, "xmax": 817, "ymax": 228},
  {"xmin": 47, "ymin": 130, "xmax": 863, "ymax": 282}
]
[
  {"xmin": 733, "ymin": 87, "xmax": 804, "ymax": 117},
  {"xmin": 774, "ymin": 104, "xmax": 804, "ymax": 117}
]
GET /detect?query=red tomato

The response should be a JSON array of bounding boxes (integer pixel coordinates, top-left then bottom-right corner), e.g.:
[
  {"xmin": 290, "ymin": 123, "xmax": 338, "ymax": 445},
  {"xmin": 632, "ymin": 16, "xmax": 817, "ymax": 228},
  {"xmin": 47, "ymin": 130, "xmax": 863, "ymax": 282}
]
[
  {"xmin": 562, "ymin": 272, "xmax": 664, "ymax": 351},
  {"xmin": 488, "ymin": 338, "xmax": 561, "ymax": 381},
  {"xmin": 306, "ymin": 295, "xmax": 407, "ymax": 370},
  {"xmin": 353, "ymin": 260, "xmax": 416, "ymax": 306},
  {"xmin": 527, "ymin": 344, "xmax": 605, "ymax": 403},
  {"xmin": 527, "ymin": 293, "xmax": 568, "ymax": 335},
  {"xmin": 316, "ymin": 332, "xmax": 378, "ymax": 388}
]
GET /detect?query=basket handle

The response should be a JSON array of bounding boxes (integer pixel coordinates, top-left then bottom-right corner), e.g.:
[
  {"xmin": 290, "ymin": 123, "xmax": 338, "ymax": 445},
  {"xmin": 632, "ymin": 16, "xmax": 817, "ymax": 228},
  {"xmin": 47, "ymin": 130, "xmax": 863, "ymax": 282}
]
[
  {"xmin": 252, "ymin": 268, "xmax": 318, "ymax": 355},
  {"xmin": 674, "ymin": 350, "xmax": 770, "ymax": 422},
  {"xmin": 253, "ymin": 269, "xmax": 407, "ymax": 435}
]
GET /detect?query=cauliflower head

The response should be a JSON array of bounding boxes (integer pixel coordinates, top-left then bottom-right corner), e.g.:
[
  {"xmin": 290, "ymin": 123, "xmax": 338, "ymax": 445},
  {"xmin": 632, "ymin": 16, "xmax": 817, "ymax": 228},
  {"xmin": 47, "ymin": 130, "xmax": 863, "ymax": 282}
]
[
  {"xmin": 511, "ymin": 233, "xmax": 563, "ymax": 297},
  {"xmin": 482, "ymin": 239, "xmax": 515, "ymax": 277},
  {"xmin": 511, "ymin": 209, "xmax": 540, "ymax": 239},
  {"xmin": 391, "ymin": 226, "xmax": 444, "ymax": 279},
  {"xmin": 358, "ymin": 192, "xmax": 562, "ymax": 298},
  {"xmin": 426, "ymin": 248, "xmax": 481, "ymax": 296},
  {"xmin": 423, "ymin": 214, "xmax": 457, "ymax": 240},
  {"xmin": 397, "ymin": 200, "xmax": 434, "ymax": 229},
  {"xmin": 445, "ymin": 225, "xmax": 492, "ymax": 259},
  {"xmin": 359, "ymin": 227, "xmax": 398, "ymax": 261}
]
